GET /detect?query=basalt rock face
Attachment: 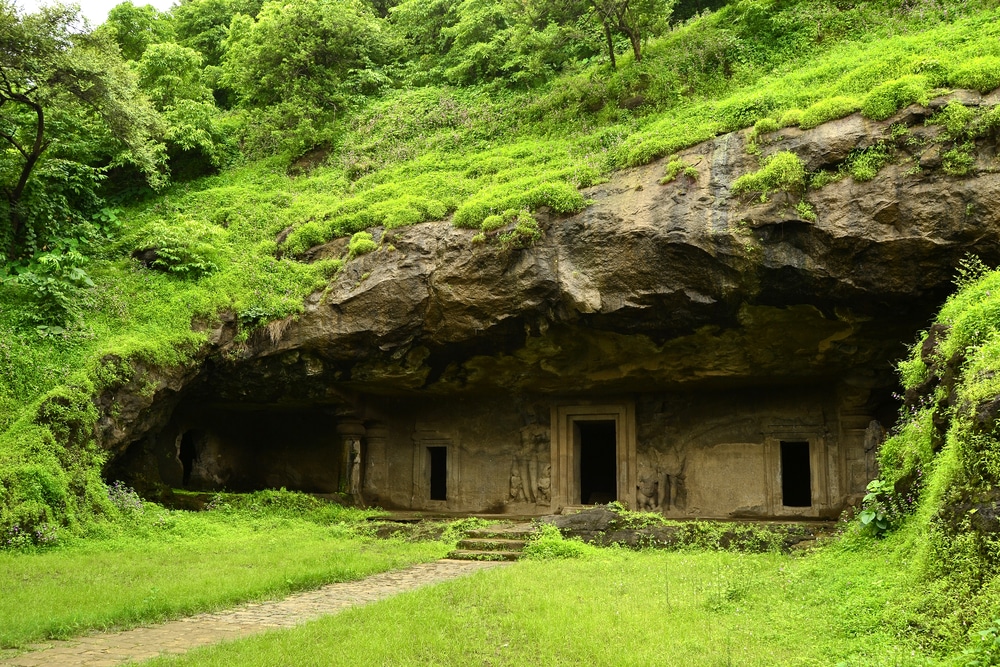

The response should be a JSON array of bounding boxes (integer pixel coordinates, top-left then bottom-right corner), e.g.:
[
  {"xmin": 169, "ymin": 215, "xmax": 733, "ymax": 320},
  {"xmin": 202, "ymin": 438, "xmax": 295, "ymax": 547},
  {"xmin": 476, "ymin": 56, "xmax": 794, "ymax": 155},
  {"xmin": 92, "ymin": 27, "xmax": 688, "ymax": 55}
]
[
  {"xmin": 187, "ymin": 93, "xmax": 1000, "ymax": 405},
  {"xmin": 104, "ymin": 93, "xmax": 1000, "ymax": 516}
]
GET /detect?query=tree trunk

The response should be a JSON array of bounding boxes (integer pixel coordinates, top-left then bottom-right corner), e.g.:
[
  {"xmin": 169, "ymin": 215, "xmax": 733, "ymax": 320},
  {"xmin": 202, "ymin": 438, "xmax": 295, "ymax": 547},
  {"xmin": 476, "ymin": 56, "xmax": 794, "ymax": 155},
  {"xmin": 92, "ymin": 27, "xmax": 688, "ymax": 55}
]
[
  {"xmin": 627, "ymin": 27, "xmax": 642, "ymax": 61},
  {"xmin": 1, "ymin": 93, "xmax": 48, "ymax": 259},
  {"xmin": 603, "ymin": 23, "xmax": 617, "ymax": 69}
]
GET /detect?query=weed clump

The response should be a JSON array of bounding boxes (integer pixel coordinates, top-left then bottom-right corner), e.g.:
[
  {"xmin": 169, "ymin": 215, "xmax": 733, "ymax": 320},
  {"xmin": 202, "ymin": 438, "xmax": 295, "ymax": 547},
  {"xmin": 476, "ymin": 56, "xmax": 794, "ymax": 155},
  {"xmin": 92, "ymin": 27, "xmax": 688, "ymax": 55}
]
[
  {"xmin": 846, "ymin": 142, "xmax": 892, "ymax": 181},
  {"xmin": 799, "ymin": 96, "xmax": 859, "ymax": 129},
  {"xmin": 731, "ymin": 151, "xmax": 805, "ymax": 200},
  {"xmin": 795, "ymin": 200, "xmax": 817, "ymax": 221},
  {"xmin": 942, "ymin": 142, "xmax": 975, "ymax": 176},
  {"xmin": 951, "ymin": 56, "xmax": 1000, "ymax": 94},
  {"xmin": 348, "ymin": 231, "xmax": 378, "ymax": 258},
  {"xmin": 860, "ymin": 75, "xmax": 928, "ymax": 121},
  {"xmin": 659, "ymin": 157, "xmax": 698, "ymax": 184},
  {"xmin": 522, "ymin": 523, "xmax": 597, "ymax": 560},
  {"xmin": 470, "ymin": 208, "xmax": 542, "ymax": 250}
]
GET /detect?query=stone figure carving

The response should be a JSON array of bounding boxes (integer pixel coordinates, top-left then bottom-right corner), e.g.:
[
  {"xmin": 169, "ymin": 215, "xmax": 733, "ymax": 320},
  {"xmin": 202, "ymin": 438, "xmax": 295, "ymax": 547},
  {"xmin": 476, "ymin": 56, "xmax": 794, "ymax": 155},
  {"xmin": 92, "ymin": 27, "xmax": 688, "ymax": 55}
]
[
  {"xmin": 638, "ymin": 449, "xmax": 687, "ymax": 512},
  {"xmin": 637, "ymin": 472, "xmax": 659, "ymax": 510},
  {"xmin": 349, "ymin": 438, "xmax": 362, "ymax": 504},
  {"xmin": 510, "ymin": 423, "xmax": 549, "ymax": 504},
  {"xmin": 537, "ymin": 464, "xmax": 551, "ymax": 503},
  {"xmin": 636, "ymin": 469, "xmax": 675, "ymax": 511}
]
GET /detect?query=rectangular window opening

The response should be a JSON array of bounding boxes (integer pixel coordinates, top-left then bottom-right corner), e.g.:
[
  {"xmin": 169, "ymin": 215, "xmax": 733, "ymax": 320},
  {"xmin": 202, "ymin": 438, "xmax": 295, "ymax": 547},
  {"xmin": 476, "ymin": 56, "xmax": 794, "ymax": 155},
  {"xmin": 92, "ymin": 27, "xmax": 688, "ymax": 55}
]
[
  {"xmin": 780, "ymin": 441, "xmax": 812, "ymax": 507},
  {"xmin": 428, "ymin": 446, "xmax": 447, "ymax": 501}
]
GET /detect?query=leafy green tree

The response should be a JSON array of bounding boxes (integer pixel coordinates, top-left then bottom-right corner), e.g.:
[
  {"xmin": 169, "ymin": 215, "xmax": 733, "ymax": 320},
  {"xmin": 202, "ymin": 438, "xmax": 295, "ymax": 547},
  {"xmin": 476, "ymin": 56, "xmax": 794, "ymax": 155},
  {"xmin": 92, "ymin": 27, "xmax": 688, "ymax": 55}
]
[
  {"xmin": 391, "ymin": 0, "xmax": 599, "ymax": 86},
  {"xmin": 0, "ymin": 1, "xmax": 164, "ymax": 261},
  {"xmin": 173, "ymin": 0, "xmax": 265, "ymax": 67},
  {"xmin": 102, "ymin": 1, "xmax": 175, "ymax": 61},
  {"xmin": 137, "ymin": 42, "xmax": 228, "ymax": 172},
  {"xmin": 222, "ymin": 0, "xmax": 395, "ymax": 110},
  {"xmin": 587, "ymin": 0, "xmax": 676, "ymax": 67}
]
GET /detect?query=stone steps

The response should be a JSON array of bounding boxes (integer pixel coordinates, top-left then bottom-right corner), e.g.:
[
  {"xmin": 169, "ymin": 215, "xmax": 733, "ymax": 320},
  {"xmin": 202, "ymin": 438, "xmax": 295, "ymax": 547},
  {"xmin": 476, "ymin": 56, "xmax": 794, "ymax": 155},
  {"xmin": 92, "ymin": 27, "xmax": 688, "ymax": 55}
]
[
  {"xmin": 457, "ymin": 537, "xmax": 527, "ymax": 551},
  {"xmin": 447, "ymin": 549, "xmax": 523, "ymax": 562},
  {"xmin": 448, "ymin": 525, "xmax": 536, "ymax": 561}
]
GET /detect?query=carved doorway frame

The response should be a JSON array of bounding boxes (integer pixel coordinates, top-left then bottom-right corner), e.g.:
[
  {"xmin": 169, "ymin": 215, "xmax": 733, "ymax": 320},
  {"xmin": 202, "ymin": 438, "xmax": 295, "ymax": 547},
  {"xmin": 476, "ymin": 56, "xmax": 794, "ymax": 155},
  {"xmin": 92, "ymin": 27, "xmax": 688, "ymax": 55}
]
[
  {"xmin": 550, "ymin": 402, "xmax": 637, "ymax": 511},
  {"xmin": 763, "ymin": 432, "xmax": 829, "ymax": 516}
]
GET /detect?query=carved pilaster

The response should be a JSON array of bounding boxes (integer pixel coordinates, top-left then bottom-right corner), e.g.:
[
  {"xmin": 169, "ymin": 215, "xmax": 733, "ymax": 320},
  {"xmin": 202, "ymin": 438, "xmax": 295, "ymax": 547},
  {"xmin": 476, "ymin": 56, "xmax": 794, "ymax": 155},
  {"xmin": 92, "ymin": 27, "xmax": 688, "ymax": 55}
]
[
  {"xmin": 335, "ymin": 417, "xmax": 366, "ymax": 500},
  {"xmin": 364, "ymin": 422, "xmax": 389, "ymax": 501}
]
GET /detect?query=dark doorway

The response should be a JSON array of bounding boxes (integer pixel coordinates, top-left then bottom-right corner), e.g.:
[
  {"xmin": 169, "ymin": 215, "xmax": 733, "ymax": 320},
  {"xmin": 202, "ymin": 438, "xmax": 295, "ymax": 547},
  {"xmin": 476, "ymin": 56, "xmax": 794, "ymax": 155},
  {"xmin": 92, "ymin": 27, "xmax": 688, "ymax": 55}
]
[
  {"xmin": 780, "ymin": 441, "xmax": 812, "ymax": 507},
  {"xmin": 428, "ymin": 446, "xmax": 447, "ymax": 501},
  {"xmin": 578, "ymin": 420, "xmax": 617, "ymax": 504},
  {"xmin": 179, "ymin": 431, "xmax": 198, "ymax": 488}
]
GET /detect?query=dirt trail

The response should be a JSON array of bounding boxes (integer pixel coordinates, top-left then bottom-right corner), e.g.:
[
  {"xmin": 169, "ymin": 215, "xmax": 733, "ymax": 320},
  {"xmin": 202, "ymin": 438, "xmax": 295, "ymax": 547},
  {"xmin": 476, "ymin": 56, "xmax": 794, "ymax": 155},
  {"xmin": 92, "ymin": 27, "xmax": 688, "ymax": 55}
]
[{"xmin": 0, "ymin": 559, "xmax": 504, "ymax": 667}]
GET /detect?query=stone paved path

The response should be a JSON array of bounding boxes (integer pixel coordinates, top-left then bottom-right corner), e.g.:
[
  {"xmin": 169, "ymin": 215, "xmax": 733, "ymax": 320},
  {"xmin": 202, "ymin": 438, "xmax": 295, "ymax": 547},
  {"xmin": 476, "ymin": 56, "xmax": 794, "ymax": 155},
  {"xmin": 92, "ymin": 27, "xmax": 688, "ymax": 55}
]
[{"xmin": 0, "ymin": 559, "xmax": 505, "ymax": 667}]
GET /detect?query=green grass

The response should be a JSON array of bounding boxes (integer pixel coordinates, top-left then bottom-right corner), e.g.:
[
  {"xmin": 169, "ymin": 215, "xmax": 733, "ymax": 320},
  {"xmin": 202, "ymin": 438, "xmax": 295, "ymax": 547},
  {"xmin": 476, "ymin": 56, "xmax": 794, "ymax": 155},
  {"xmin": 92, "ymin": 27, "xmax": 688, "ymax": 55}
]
[
  {"xmin": 0, "ymin": 504, "xmax": 448, "ymax": 648},
  {"xmin": 133, "ymin": 532, "xmax": 957, "ymax": 667}
]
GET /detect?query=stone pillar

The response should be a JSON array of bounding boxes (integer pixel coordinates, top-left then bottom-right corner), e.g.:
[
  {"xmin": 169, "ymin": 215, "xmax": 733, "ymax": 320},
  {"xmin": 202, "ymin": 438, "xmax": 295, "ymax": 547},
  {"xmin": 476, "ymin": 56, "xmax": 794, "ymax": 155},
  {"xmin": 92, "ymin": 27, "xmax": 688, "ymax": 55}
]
[
  {"xmin": 364, "ymin": 422, "xmax": 389, "ymax": 503},
  {"xmin": 335, "ymin": 417, "xmax": 366, "ymax": 502}
]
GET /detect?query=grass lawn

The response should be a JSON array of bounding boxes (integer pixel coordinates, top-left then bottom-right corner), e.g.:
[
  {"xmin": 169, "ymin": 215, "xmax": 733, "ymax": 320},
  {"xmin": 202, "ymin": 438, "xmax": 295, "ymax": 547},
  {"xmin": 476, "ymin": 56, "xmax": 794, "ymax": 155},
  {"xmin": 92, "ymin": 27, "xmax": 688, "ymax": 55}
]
[
  {"xmin": 0, "ymin": 502, "xmax": 449, "ymax": 648},
  {"xmin": 135, "ymin": 534, "xmax": 949, "ymax": 667}
]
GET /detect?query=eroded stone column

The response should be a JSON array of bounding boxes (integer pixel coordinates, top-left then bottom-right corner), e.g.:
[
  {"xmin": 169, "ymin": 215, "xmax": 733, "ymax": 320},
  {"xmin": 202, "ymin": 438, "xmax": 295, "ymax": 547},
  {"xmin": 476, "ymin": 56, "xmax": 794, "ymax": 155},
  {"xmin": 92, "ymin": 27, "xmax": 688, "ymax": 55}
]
[
  {"xmin": 363, "ymin": 422, "xmax": 389, "ymax": 504},
  {"xmin": 335, "ymin": 416, "xmax": 366, "ymax": 502}
]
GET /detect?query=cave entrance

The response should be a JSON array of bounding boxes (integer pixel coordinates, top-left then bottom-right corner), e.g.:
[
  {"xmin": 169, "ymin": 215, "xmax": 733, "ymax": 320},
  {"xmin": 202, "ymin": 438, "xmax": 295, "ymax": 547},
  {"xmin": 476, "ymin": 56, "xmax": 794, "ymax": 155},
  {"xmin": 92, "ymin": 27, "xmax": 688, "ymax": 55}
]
[
  {"xmin": 577, "ymin": 420, "xmax": 617, "ymax": 505},
  {"xmin": 780, "ymin": 441, "xmax": 812, "ymax": 507},
  {"xmin": 178, "ymin": 431, "xmax": 199, "ymax": 488},
  {"xmin": 112, "ymin": 404, "xmax": 346, "ymax": 494},
  {"xmin": 428, "ymin": 446, "xmax": 447, "ymax": 501}
]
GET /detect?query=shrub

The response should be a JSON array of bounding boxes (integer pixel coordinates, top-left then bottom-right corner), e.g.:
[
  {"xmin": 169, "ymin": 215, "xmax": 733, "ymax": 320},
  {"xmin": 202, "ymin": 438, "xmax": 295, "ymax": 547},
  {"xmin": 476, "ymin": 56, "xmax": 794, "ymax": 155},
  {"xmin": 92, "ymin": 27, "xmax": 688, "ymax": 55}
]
[
  {"xmin": 731, "ymin": 151, "xmax": 805, "ymax": 200},
  {"xmin": 860, "ymin": 75, "xmax": 928, "ymax": 121},
  {"xmin": 716, "ymin": 92, "xmax": 779, "ymax": 132},
  {"xmin": 799, "ymin": 96, "xmax": 859, "ymax": 129},
  {"xmin": 452, "ymin": 179, "xmax": 586, "ymax": 229},
  {"xmin": 522, "ymin": 523, "xmax": 594, "ymax": 560},
  {"xmin": 6, "ymin": 250, "xmax": 95, "ymax": 329},
  {"xmin": 132, "ymin": 218, "xmax": 225, "ymax": 277},
  {"xmin": 282, "ymin": 220, "xmax": 330, "ymax": 256},
  {"xmin": 1, "ymin": 522, "xmax": 59, "ymax": 550},
  {"xmin": 951, "ymin": 56, "xmax": 1000, "ymax": 94},
  {"xmin": 809, "ymin": 169, "xmax": 843, "ymax": 189},
  {"xmin": 348, "ymin": 231, "xmax": 378, "ymax": 258},
  {"xmin": 107, "ymin": 481, "xmax": 144, "ymax": 519}
]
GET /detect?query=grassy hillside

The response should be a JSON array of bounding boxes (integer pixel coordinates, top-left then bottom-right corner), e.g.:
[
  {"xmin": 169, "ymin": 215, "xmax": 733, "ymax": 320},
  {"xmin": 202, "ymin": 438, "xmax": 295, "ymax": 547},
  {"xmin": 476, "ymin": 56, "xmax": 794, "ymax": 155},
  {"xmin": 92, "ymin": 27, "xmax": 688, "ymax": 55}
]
[{"xmin": 2, "ymin": 0, "xmax": 1000, "ymax": 656}]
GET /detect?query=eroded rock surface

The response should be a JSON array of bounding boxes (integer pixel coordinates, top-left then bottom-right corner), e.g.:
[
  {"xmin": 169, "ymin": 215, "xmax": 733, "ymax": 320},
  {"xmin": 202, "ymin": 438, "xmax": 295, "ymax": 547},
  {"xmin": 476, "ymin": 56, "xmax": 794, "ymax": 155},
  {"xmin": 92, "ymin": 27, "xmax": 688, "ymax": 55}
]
[
  {"xmin": 103, "ymin": 93, "xmax": 1000, "ymax": 518},
  {"xmin": 194, "ymin": 93, "xmax": 1000, "ymax": 402}
]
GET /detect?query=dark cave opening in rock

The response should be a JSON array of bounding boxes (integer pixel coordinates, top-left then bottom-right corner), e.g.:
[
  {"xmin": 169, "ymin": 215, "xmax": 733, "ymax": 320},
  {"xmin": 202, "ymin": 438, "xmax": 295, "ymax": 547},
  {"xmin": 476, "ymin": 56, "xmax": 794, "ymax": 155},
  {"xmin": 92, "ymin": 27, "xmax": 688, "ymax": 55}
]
[
  {"xmin": 781, "ymin": 441, "xmax": 812, "ymax": 507},
  {"xmin": 578, "ymin": 420, "xmax": 617, "ymax": 505},
  {"xmin": 179, "ymin": 431, "xmax": 198, "ymax": 488},
  {"xmin": 107, "ymin": 401, "xmax": 348, "ymax": 496}
]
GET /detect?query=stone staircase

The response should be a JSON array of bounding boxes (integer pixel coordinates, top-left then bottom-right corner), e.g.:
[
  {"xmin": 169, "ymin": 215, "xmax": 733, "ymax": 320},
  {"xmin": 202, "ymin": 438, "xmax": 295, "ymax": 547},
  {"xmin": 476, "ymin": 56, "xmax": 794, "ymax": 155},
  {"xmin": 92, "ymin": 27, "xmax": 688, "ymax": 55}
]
[{"xmin": 447, "ymin": 524, "xmax": 536, "ymax": 561}]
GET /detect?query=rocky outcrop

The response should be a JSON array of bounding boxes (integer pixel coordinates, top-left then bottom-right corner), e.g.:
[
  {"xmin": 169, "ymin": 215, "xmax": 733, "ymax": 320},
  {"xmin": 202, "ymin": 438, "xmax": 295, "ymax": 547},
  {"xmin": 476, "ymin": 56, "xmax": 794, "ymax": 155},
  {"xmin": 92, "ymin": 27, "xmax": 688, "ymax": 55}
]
[{"xmin": 101, "ymin": 91, "xmax": 1000, "ymax": 453}]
